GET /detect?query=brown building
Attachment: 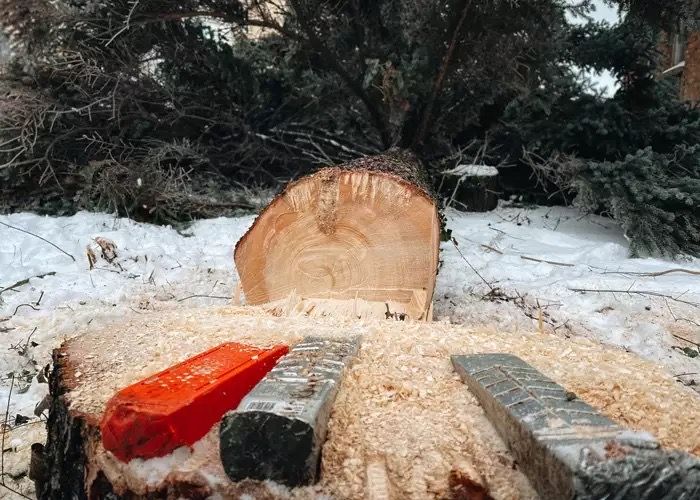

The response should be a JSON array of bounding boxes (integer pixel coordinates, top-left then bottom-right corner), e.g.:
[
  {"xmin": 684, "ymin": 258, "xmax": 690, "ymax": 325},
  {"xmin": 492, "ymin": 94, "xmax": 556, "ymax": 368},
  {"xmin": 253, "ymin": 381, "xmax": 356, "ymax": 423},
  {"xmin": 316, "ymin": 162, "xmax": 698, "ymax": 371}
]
[{"xmin": 659, "ymin": 27, "xmax": 700, "ymax": 101}]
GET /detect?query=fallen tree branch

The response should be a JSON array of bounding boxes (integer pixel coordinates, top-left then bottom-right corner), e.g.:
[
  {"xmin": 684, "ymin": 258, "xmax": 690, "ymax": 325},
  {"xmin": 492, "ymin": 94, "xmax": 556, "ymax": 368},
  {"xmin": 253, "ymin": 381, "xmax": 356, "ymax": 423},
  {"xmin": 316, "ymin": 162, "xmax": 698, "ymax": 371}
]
[
  {"xmin": 568, "ymin": 288, "xmax": 700, "ymax": 308},
  {"xmin": 520, "ymin": 256, "xmax": 574, "ymax": 267},
  {"xmin": 601, "ymin": 268, "xmax": 700, "ymax": 277},
  {"xmin": 177, "ymin": 294, "xmax": 231, "ymax": 303},
  {"xmin": 0, "ymin": 221, "xmax": 75, "ymax": 262},
  {"xmin": 0, "ymin": 272, "xmax": 56, "ymax": 296}
]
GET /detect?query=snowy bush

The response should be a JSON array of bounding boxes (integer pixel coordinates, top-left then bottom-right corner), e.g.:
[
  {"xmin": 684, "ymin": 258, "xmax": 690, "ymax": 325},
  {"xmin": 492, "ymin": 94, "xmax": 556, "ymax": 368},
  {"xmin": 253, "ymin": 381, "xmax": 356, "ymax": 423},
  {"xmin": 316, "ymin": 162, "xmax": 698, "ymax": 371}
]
[{"xmin": 573, "ymin": 146, "xmax": 700, "ymax": 258}]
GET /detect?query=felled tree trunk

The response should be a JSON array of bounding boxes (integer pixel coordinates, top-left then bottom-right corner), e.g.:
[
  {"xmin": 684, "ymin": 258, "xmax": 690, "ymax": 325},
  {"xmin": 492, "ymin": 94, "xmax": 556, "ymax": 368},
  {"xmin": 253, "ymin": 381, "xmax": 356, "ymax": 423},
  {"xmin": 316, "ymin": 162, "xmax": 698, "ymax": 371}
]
[{"xmin": 235, "ymin": 149, "xmax": 441, "ymax": 320}]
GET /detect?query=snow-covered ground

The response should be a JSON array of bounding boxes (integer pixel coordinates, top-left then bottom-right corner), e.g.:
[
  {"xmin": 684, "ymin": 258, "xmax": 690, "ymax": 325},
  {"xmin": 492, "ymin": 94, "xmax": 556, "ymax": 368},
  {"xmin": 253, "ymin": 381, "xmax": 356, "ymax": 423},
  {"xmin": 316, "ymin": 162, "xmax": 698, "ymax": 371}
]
[
  {"xmin": 0, "ymin": 204, "xmax": 698, "ymax": 497},
  {"xmin": 436, "ymin": 207, "xmax": 700, "ymax": 380}
]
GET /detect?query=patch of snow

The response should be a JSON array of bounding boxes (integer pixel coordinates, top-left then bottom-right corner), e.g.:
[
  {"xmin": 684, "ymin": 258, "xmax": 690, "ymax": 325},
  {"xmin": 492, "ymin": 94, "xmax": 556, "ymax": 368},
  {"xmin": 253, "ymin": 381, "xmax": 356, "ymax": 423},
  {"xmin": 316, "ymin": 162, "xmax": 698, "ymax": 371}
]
[
  {"xmin": 435, "ymin": 205, "xmax": 699, "ymax": 382},
  {"xmin": 442, "ymin": 164, "xmax": 498, "ymax": 177}
]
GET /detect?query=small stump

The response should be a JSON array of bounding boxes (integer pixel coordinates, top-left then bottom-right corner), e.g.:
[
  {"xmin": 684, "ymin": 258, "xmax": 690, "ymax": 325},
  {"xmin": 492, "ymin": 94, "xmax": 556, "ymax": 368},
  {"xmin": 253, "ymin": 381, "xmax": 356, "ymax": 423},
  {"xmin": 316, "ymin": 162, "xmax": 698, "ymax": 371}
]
[{"xmin": 439, "ymin": 164, "xmax": 499, "ymax": 212}]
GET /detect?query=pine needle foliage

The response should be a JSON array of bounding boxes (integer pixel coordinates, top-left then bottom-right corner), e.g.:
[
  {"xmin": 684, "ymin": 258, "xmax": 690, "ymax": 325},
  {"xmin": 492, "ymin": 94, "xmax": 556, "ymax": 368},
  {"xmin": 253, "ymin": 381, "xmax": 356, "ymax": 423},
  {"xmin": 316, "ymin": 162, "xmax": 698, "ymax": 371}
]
[
  {"xmin": 574, "ymin": 146, "xmax": 700, "ymax": 258},
  {"xmin": 0, "ymin": 0, "xmax": 699, "ymax": 258}
]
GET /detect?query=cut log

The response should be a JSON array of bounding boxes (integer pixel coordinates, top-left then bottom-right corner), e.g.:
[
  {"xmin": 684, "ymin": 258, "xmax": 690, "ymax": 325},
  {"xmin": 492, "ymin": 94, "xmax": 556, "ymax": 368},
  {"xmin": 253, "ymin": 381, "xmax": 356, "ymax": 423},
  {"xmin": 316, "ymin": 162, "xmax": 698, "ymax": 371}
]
[
  {"xmin": 36, "ymin": 348, "xmax": 93, "ymax": 500},
  {"xmin": 234, "ymin": 149, "xmax": 440, "ymax": 320},
  {"xmin": 35, "ymin": 307, "xmax": 700, "ymax": 499}
]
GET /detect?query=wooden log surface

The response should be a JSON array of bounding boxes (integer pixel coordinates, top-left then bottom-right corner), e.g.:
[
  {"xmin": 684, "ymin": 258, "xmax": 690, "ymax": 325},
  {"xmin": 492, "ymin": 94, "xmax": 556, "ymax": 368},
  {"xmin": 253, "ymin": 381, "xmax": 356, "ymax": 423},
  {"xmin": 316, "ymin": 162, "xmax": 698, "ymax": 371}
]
[
  {"xmin": 234, "ymin": 150, "xmax": 440, "ymax": 320},
  {"xmin": 35, "ymin": 305, "xmax": 700, "ymax": 499}
]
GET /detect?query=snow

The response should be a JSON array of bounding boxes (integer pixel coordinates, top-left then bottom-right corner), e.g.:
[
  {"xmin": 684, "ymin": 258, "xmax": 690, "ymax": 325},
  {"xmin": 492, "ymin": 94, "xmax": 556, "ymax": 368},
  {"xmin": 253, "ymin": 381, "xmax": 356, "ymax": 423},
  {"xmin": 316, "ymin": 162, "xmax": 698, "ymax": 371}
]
[
  {"xmin": 442, "ymin": 164, "xmax": 499, "ymax": 177},
  {"xmin": 662, "ymin": 60, "xmax": 686, "ymax": 75},
  {"xmin": 0, "ymin": 204, "xmax": 699, "ymax": 496},
  {"xmin": 436, "ymin": 206, "xmax": 699, "ymax": 380}
]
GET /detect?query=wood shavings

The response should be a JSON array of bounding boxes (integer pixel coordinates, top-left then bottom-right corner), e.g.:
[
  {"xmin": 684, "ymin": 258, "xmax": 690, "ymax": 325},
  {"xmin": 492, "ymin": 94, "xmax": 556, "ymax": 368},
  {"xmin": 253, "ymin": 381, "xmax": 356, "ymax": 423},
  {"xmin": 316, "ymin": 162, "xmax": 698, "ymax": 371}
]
[{"xmin": 61, "ymin": 306, "xmax": 700, "ymax": 499}]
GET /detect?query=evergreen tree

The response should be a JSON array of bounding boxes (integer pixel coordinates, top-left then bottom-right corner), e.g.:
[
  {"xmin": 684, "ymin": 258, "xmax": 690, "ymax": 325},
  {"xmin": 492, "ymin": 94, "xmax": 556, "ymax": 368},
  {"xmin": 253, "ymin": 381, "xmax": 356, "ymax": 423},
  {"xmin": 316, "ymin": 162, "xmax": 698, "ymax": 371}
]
[
  {"xmin": 0, "ymin": 0, "xmax": 698, "ymax": 256},
  {"xmin": 496, "ymin": 2, "xmax": 700, "ymax": 257},
  {"xmin": 0, "ymin": 0, "xmax": 581, "ymax": 217}
]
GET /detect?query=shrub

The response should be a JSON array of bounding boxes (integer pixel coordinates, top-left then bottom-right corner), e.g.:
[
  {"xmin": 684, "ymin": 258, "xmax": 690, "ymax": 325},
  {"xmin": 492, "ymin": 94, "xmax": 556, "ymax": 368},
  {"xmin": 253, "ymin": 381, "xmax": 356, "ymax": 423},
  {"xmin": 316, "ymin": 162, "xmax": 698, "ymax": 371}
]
[{"xmin": 547, "ymin": 146, "xmax": 700, "ymax": 258}]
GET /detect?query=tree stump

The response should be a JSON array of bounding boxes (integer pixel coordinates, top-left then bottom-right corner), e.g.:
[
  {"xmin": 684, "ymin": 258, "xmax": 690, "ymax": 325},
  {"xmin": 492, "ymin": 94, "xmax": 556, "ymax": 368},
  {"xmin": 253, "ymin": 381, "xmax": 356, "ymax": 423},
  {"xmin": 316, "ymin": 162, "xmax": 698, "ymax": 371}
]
[
  {"xmin": 33, "ymin": 307, "xmax": 700, "ymax": 499},
  {"xmin": 439, "ymin": 164, "xmax": 499, "ymax": 212},
  {"xmin": 235, "ymin": 150, "xmax": 440, "ymax": 320}
]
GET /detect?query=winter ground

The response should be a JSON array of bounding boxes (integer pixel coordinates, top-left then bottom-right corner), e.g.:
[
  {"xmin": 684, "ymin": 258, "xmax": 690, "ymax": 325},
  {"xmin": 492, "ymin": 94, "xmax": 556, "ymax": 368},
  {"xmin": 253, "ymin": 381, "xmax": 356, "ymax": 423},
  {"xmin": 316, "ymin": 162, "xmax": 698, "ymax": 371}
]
[{"xmin": 0, "ymin": 204, "xmax": 698, "ymax": 497}]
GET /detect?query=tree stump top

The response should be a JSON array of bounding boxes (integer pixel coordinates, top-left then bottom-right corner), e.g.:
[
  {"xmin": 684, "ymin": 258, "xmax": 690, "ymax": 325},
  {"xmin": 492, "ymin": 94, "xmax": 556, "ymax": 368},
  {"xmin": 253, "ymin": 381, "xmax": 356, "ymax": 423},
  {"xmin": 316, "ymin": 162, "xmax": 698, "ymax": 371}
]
[{"xmin": 44, "ymin": 306, "xmax": 700, "ymax": 498}]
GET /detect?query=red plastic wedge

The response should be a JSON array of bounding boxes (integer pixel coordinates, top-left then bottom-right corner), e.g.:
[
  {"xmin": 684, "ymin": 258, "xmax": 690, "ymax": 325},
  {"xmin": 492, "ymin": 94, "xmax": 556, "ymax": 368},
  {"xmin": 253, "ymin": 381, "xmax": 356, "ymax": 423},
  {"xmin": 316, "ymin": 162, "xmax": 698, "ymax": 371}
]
[{"xmin": 100, "ymin": 342, "xmax": 288, "ymax": 462}]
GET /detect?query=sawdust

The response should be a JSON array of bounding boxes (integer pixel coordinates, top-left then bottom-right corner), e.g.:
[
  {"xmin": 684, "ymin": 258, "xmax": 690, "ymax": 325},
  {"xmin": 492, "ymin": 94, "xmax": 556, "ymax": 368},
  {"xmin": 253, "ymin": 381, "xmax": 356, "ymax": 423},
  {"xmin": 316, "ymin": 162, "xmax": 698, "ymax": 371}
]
[{"xmin": 63, "ymin": 305, "xmax": 700, "ymax": 499}]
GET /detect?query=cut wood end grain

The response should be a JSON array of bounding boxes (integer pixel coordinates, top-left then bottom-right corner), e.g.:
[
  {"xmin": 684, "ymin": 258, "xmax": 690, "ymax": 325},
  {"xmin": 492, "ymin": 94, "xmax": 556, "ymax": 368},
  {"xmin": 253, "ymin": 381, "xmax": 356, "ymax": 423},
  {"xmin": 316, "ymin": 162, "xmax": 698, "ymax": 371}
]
[
  {"xmin": 235, "ymin": 154, "xmax": 440, "ymax": 321},
  {"xmin": 263, "ymin": 289, "xmax": 433, "ymax": 321}
]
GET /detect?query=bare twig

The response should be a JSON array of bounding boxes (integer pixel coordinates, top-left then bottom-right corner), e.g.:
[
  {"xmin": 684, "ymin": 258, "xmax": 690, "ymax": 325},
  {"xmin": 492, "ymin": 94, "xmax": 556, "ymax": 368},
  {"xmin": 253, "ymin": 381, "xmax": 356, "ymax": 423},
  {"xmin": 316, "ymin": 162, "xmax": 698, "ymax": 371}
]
[
  {"xmin": 0, "ymin": 221, "xmax": 75, "ymax": 262},
  {"xmin": 569, "ymin": 288, "xmax": 700, "ymax": 308},
  {"xmin": 451, "ymin": 237, "xmax": 495, "ymax": 291},
  {"xmin": 177, "ymin": 294, "xmax": 231, "ymax": 302},
  {"xmin": 105, "ymin": 0, "xmax": 141, "ymax": 46},
  {"xmin": 671, "ymin": 333, "xmax": 700, "ymax": 348},
  {"xmin": 664, "ymin": 298, "xmax": 700, "ymax": 327},
  {"xmin": 0, "ymin": 483, "xmax": 32, "ymax": 500},
  {"xmin": 601, "ymin": 268, "xmax": 700, "ymax": 277},
  {"xmin": 1, "ymin": 374, "xmax": 14, "ymax": 486},
  {"xmin": 488, "ymin": 226, "xmax": 525, "ymax": 240},
  {"xmin": 520, "ymin": 256, "xmax": 574, "ymax": 267},
  {"xmin": 0, "ymin": 272, "xmax": 56, "ymax": 295},
  {"xmin": 12, "ymin": 304, "xmax": 40, "ymax": 316},
  {"xmin": 480, "ymin": 244, "xmax": 503, "ymax": 255},
  {"xmin": 9, "ymin": 327, "xmax": 38, "ymax": 356}
]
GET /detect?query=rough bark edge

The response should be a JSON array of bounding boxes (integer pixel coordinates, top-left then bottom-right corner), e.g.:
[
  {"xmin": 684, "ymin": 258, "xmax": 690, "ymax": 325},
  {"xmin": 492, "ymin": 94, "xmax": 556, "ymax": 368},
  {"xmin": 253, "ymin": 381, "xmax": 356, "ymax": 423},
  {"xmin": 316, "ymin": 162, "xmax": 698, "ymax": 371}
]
[
  {"xmin": 38, "ymin": 345, "xmax": 90, "ymax": 500},
  {"xmin": 89, "ymin": 471, "xmax": 213, "ymax": 500},
  {"xmin": 234, "ymin": 149, "xmax": 437, "ymax": 260}
]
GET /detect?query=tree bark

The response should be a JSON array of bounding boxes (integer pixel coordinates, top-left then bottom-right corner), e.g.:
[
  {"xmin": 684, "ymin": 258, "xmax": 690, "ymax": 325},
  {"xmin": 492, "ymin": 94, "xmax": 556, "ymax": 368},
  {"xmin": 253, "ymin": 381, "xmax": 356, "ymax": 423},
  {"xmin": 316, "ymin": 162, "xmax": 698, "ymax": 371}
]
[
  {"xmin": 234, "ymin": 149, "xmax": 440, "ymax": 320},
  {"xmin": 36, "ymin": 347, "xmax": 91, "ymax": 500}
]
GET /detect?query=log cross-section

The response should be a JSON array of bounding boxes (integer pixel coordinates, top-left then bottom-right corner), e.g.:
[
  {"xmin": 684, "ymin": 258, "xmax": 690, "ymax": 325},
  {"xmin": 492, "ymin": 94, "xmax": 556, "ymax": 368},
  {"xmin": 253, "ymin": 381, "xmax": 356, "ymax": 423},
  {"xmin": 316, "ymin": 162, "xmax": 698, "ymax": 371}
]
[{"xmin": 234, "ymin": 150, "xmax": 440, "ymax": 320}]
